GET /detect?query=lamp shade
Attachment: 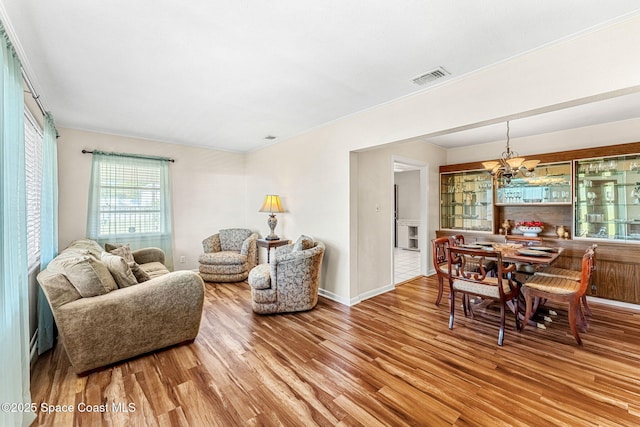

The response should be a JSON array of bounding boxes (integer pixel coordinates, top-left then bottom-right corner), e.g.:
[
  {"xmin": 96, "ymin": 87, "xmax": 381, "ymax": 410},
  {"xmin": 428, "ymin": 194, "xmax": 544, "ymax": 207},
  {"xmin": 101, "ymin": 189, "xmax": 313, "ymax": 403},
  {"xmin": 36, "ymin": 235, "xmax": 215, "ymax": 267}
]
[
  {"xmin": 522, "ymin": 159, "xmax": 540, "ymax": 171},
  {"xmin": 482, "ymin": 161, "xmax": 499, "ymax": 171},
  {"xmin": 258, "ymin": 195, "xmax": 284, "ymax": 213},
  {"xmin": 506, "ymin": 157, "xmax": 525, "ymax": 169}
]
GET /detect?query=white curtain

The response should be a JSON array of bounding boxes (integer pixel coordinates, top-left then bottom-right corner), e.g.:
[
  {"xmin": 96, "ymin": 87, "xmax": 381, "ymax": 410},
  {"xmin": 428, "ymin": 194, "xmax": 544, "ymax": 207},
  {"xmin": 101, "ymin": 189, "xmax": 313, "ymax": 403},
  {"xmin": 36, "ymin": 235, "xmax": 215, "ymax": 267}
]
[
  {"xmin": 86, "ymin": 152, "xmax": 174, "ymax": 269},
  {"xmin": 37, "ymin": 112, "xmax": 58, "ymax": 354},
  {"xmin": 0, "ymin": 23, "xmax": 36, "ymax": 427}
]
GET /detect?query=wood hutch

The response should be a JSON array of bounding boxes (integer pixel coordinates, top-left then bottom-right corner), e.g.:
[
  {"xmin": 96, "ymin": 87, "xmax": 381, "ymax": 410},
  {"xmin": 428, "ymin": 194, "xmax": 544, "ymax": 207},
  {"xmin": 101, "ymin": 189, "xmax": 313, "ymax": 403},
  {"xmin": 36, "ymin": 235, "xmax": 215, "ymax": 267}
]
[{"xmin": 437, "ymin": 142, "xmax": 640, "ymax": 304}]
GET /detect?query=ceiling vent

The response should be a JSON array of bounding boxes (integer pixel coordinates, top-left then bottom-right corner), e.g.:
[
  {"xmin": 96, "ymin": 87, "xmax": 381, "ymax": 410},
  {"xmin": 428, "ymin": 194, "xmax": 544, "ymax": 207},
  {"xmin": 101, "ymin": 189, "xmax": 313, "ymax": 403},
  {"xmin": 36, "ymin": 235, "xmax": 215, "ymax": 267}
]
[{"xmin": 411, "ymin": 67, "xmax": 450, "ymax": 86}]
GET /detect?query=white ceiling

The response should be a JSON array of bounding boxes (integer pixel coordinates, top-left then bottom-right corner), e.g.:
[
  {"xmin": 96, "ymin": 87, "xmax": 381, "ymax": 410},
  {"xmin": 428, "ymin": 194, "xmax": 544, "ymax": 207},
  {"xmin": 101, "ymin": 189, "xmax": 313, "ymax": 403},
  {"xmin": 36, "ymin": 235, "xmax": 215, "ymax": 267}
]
[{"xmin": 2, "ymin": 1, "xmax": 640, "ymax": 152}]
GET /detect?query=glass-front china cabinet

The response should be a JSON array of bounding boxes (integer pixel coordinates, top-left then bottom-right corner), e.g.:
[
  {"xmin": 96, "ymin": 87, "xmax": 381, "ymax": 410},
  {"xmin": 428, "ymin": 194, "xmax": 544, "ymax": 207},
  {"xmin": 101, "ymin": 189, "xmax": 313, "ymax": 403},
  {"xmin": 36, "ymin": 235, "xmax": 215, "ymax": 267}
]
[
  {"xmin": 575, "ymin": 154, "xmax": 640, "ymax": 242},
  {"xmin": 494, "ymin": 162, "xmax": 572, "ymax": 206},
  {"xmin": 440, "ymin": 169, "xmax": 493, "ymax": 232},
  {"xmin": 438, "ymin": 142, "xmax": 640, "ymax": 304}
]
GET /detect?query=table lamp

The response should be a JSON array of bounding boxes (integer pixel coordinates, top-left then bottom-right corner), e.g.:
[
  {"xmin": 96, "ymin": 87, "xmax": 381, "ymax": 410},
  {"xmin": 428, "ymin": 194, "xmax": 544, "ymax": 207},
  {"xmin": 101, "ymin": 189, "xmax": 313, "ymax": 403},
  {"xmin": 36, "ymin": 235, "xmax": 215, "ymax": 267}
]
[{"xmin": 259, "ymin": 195, "xmax": 285, "ymax": 240}]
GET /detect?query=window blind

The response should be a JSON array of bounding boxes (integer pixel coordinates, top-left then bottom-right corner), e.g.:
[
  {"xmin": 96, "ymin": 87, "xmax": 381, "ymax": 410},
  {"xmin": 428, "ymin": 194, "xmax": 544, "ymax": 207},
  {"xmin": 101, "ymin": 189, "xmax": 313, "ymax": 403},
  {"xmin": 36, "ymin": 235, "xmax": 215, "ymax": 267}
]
[
  {"xmin": 97, "ymin": 161, "xmax": 162, "ymax": 235},
  {"xmin": 24, "ymin": 108, "xmax": 43, "ymax": 270},
  {"xmin": 86, "ymin": 153, "xmax": 173, "ymax": 269}
]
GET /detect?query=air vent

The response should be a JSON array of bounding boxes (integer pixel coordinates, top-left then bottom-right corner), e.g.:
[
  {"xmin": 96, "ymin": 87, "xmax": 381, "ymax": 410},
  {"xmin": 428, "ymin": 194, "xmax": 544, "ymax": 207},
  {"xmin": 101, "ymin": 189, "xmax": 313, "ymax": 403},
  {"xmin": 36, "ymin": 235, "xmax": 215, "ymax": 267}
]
[{"xmin": 411, "ymin": 67, "xmax": 450, "ymax": 86}]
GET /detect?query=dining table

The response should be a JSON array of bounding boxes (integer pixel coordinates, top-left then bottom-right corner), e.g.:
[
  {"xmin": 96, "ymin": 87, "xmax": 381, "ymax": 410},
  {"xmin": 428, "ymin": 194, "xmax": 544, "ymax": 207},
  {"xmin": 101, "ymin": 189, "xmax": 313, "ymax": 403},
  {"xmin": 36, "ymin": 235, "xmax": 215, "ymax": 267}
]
[
  {"xmin": 454, "ymin": 241, "xmax": 563, "ymax": 268},
  {"xmin": 452, "ymin": 241, "xmax": 564, "ymax": 327}
]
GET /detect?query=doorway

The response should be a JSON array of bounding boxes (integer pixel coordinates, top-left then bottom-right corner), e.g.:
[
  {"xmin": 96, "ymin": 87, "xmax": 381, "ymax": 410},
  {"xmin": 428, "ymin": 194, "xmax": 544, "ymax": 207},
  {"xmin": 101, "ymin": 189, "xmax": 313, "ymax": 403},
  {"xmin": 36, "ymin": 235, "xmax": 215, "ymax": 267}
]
[{"xmin": 393, "ymin": 159, "xmax": 426, "ymax": 284}]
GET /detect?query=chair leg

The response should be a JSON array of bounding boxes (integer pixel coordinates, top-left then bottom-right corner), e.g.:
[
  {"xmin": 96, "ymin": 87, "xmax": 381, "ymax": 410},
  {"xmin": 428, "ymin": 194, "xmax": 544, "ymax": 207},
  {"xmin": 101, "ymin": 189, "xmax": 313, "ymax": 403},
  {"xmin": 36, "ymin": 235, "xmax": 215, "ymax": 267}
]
[
  {"xmin": 581, "ymin": 294, "xmax": 592, "ymax": 317},
  {"xmin": 568, "ymin": 302, "xmax": 583, "ymax": 346},
  {"xmin": 462, "ymin": 294, "xmax": 469, "ymax": 317},
  {"xmin": 435, "ymin": 275, "xmax": 444, "ymax": 306},
  {"xmin": 521, "ymin": 291, "xmax": 533, "ymax": 332},
  {"xmin": 577, "ymin": 302, "xmax": 589, "ymax": 333},
  {"xmin": 498, "ymin": 303, "xmax": 506, "ymax": 346},
  {"xmin": 513, "ymin": 296, "xmax": 520, "ymax": 332},
  {"xmin": 448, "ymin": 290, "xmax": 456, "ymax": 330}
]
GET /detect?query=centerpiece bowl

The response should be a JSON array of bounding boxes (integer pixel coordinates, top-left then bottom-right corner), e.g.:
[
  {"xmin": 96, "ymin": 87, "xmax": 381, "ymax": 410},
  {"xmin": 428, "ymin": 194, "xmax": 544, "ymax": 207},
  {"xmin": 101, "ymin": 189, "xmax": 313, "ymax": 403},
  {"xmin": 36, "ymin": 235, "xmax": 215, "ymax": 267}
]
[{"xmin": 516, "ymin": 221, "xmax": 544, "ymax": 237}]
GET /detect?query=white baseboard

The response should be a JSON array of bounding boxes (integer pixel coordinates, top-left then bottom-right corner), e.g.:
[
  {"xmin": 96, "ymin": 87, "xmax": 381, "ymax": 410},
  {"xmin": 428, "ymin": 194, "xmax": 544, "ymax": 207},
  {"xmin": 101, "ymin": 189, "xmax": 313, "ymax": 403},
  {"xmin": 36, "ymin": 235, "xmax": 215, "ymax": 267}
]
[
  {"xmin": 319, "ymin": 283, "xmax": 396, "ymax": 307},
  {"xmin": 587, "ymin": 296, "xmax": 640, "ymax": 311},
  {"xmin": 318, "ymin": 288, "xmax": 351, "ymax": 305},
  {"xmin": 357, "ymin": 284, "xmax": 396, "ymax": 303}
]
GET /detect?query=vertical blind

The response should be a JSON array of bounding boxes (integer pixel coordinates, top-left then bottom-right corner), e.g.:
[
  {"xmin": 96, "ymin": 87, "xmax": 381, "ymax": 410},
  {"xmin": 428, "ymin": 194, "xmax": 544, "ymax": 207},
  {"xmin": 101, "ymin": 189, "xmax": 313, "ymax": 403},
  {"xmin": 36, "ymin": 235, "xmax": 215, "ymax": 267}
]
[{"xmin": 24, "ymin": 107, "xmax": 43, "ymax": 270}]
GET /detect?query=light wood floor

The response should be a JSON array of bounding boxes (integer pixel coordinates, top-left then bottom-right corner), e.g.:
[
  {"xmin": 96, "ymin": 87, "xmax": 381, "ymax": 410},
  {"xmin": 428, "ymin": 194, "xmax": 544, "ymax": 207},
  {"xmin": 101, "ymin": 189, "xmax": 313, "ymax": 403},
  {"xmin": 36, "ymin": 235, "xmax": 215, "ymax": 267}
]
[{"xmin": 30, "ymin": 275, "xmax": 640, "ymax": 426}]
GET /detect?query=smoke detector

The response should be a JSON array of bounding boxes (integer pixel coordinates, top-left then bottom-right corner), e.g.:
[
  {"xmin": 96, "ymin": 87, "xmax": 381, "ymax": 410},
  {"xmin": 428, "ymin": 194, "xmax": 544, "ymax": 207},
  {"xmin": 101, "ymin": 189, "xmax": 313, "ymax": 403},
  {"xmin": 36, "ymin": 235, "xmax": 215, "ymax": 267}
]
[{"xmin": 411, "ymin": 67, "xmax": 450, "ymax": 86}]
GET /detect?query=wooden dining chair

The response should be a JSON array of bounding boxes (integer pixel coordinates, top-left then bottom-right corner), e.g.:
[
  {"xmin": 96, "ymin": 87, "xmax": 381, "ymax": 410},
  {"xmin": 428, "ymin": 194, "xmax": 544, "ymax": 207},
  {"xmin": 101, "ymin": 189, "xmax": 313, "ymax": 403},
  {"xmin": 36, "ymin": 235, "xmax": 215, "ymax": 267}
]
[
  {"xmin": 431, "ymin": 237, "xmax": 451, "ymax": 306},
  {"xmin": 447, "ymin": 246, "xmax": 519, "ymax": 346},
  {"xmin": 520, "ymin": 246, "xmax": 595, "ymax": 345},
  {"xmin": 535, "ymin": 244, "xmax": 597, "ymax": 316}
]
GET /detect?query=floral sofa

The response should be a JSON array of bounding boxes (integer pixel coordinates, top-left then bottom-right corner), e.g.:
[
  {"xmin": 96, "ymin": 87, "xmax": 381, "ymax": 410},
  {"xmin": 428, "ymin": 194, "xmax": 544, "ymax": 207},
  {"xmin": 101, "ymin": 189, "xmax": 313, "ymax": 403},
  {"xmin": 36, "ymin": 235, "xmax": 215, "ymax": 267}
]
[
  {"xmin": 198, "ymin": 228, "xmax": 259, "ymax": 282},
  {"xmin": 37, "ymin": 239, "xmax": 204, "ymax": 374},
  {"xmin": 248, "ymin": 235, "xmax": 325, "ymax": 314}
]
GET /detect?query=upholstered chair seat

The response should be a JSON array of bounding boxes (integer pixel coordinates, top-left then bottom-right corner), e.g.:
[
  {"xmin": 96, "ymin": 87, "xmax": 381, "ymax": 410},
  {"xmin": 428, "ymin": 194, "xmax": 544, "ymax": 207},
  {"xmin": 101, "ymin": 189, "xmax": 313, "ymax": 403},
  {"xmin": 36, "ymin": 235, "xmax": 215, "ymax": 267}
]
[
  {"xmin": 451, "ymin": 276, "xmax": 512, "ymax": 299},
  {"xmin": 198, "ymin": 228, "xmax": 258, "ymax": 282}
]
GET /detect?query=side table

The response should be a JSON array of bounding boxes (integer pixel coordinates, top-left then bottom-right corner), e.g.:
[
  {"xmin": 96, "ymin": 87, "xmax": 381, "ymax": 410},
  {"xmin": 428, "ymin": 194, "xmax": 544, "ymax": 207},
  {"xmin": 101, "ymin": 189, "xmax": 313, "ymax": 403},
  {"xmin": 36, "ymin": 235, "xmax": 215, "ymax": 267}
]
[{"xmin": 256, "ymin": 238, "xmax": 290, "ymax": 263}]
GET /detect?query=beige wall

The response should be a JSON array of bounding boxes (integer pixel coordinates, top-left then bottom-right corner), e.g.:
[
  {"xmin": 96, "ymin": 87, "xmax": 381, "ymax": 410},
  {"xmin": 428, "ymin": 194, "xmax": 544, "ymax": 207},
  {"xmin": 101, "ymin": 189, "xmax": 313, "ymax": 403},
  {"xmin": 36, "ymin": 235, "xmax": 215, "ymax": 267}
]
[
  {"xmin": 53, "ymin": 14, "xmax": 640, "ymax": 306},
  {"xmin": 244, "ymin": 14, "xmax": 640, "ymax": 304},
  {"xmin": 57, "ymin": 128, "xmax": 247, "ymax": 271},
  {"xmin": 353, "ymin": 141, "xmax": 446, "ymax": 300},
  {"xmin": 395, "ymin": 170, "xmax": 421, "ymax": 221}
]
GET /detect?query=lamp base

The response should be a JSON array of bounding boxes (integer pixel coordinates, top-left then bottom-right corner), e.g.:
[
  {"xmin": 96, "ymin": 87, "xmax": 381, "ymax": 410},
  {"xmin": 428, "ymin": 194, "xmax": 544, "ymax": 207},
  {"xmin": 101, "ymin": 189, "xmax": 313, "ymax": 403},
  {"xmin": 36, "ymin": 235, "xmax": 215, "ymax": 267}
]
[{"xmin": 265, "ymin": 214, "xmax": 279, "ymax": 241}]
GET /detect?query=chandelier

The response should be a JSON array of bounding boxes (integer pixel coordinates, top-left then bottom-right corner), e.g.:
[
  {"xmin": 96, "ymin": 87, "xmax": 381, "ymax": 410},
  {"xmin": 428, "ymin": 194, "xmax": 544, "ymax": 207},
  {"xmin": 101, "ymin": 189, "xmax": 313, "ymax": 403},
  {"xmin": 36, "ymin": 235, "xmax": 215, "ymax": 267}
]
[{"xmin": 481, "ymin": 121, "xmax": 539, "ymax": 183}]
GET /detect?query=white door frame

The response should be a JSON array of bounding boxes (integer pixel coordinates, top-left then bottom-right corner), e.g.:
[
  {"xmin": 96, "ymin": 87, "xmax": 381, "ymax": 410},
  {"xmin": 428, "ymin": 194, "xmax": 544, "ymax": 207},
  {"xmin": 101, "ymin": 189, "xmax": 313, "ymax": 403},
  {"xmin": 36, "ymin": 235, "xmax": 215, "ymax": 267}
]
[{"xmin": 391, "ymin": 155, "xmax": 428, "ymax": 285}]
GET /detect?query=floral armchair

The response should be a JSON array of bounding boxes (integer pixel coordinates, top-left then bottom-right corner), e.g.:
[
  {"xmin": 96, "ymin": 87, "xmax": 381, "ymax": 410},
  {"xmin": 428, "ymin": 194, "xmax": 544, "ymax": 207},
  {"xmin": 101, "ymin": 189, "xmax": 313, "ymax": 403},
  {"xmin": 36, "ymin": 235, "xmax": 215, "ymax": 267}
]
[
  {"xmin": 248, "ymin": 235, "xmax": 325, "ymax": 314},
  {"xmin": 198, "ymin": 228, "xmax": 258, "ymax": 282}
]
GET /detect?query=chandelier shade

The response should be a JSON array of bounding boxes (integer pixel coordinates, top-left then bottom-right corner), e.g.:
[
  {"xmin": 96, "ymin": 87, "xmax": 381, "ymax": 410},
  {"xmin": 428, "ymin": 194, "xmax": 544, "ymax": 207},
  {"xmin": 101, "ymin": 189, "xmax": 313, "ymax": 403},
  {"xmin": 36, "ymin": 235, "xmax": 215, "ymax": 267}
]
[{"xmin": 483, "ymin": 122, "xmax": 539, "ymax": 183}]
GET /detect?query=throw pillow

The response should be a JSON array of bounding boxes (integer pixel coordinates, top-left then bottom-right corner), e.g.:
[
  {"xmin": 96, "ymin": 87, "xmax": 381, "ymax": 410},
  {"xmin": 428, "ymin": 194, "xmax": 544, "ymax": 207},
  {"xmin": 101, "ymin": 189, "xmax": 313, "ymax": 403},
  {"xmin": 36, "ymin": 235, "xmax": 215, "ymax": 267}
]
[
  {"xmin": 104, "ymin": 242, "xmax": 122, "ymax": 252},
  {"xmin": 63, "ymin": 255, "xmax": 118, "ymax": 297},
  {"xmin": 100, "ymin": 252, "xmax": 137, "ymax": 288},
  {"xmin": 109, "ymin": 244, "xmax": 135, "ymax": 263},
  {"xmin": 129, "ymin": 261, "xmax": 151, "ymax": 283},
  {"xmin": 106, "ymin": 244, "xmax": 150, "ymax": 282},
  {"xmin": 293, "ymin": 235, "xmax": 314, "ymax": 252}
]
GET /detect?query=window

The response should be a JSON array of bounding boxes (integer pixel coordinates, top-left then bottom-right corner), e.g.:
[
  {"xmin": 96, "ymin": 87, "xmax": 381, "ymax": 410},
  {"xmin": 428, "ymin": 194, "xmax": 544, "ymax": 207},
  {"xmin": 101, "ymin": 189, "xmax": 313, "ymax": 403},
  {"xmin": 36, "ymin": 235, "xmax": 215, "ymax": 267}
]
[
  {"xmin": 24, "ymin": 108, "xmax": 43, "ymax": 270},
  {"xmin": 95, "ymin": 161, "xmax": 162, "ymax": 235},
  {"xmin": 86, "ymin": 153, "xmax": 173, "ymax": 268}
]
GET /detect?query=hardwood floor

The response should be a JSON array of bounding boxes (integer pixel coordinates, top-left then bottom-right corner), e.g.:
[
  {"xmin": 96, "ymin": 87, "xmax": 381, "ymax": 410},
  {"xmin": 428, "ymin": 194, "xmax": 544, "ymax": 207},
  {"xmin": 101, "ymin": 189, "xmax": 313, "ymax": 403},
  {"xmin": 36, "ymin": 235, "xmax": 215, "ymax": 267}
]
[{"xmin": 31, "ymin": 275, "xmax": 640, "ymax": 426}]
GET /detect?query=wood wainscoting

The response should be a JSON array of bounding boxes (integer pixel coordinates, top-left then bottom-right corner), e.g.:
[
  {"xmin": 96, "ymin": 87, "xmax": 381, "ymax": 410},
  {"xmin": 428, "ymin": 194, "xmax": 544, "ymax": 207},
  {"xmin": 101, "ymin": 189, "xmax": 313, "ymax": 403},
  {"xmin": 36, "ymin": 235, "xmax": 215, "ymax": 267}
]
[{"xmin": 31, "ymin": 278, "xmax": 640, "ymax": 426}]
